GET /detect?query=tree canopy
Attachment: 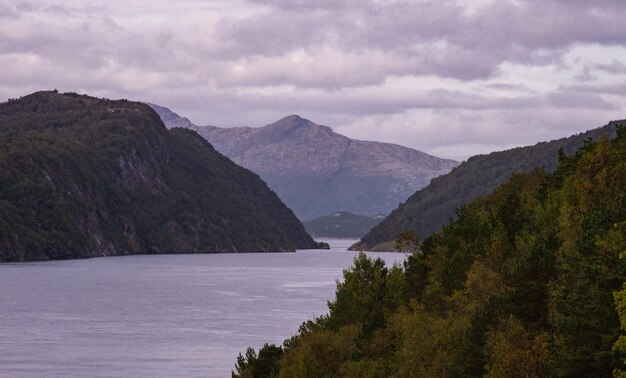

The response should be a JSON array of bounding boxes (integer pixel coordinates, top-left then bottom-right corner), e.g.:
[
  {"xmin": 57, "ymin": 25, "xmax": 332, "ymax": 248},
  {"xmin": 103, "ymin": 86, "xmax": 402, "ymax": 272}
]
[{"xmin": 235, "ymin": 126, "xmax": 626, "ymax": 377}]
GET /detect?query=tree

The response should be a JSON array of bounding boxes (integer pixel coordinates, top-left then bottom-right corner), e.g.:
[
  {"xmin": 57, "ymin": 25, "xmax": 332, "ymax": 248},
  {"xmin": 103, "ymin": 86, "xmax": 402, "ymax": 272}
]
[
  {"xmin": 484, "ymin": 316, "xmax": 548, "ymax": 378},
  {"xmin": 232, "ymin": 344, "xmax": 283, "ymax": 378},
  {"xmin": 394, "ymin": 230, "xmax": 419, "ymax": 256}
]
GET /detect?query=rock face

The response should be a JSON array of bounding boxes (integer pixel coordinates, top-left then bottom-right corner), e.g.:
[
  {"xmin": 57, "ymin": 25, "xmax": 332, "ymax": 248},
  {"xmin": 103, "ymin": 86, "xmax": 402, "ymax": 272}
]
[
  {"xmin": 303, "ymin": 211, "xmax": 384, "ymax": 239},
  {"xmin": 0, "ymin": 91, "xmax": 319, "ymax": 262},
  {"xmin": 151, "ymin": 106, "xmax": 459, "ymax": 220},
  {"xmin": 353, "ymin": 120, "xmax": 621, "ymax": 251}
]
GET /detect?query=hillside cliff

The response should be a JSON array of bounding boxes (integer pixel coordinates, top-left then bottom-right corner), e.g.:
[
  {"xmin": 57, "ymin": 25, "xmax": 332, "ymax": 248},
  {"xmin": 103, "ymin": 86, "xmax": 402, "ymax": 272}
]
[{"xmin": 0, "ymin": 91, "xmax": 318, "ymax": 262}]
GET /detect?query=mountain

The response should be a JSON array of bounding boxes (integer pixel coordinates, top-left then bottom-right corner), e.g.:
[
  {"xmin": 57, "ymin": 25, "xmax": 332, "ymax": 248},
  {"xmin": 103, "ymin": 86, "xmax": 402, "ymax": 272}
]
[
  {"xmin": 150, "ymin": 105, "xmax": 459, "ymax": 220},
  {"xmin": 352, "ymin": 120, "xmax": 621, "ymax": 251},
  {"xmin": 0, "ymin": 91, "xmax": 319, "ymax": 262},
  {"xmin": 303, "ymin": 211, "xmax": 385, "ymax": 239}
]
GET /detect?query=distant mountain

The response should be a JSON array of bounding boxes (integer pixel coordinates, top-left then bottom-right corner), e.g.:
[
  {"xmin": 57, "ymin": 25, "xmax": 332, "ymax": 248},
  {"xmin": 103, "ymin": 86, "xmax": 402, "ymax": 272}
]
[
  {"xmin": 150, "ymin": 105, "xmax": 459, "ymax": 220},
  {"xmin": 352, "ymin": 120, "xmax": 621, "ymax": 251},
  {"xmin": 303, "ymin": 211, "xmax": 385, "ymax": 239},
  {"xmin": 0, "ymin": 91, "xmax": 319, "ymax": 262}
]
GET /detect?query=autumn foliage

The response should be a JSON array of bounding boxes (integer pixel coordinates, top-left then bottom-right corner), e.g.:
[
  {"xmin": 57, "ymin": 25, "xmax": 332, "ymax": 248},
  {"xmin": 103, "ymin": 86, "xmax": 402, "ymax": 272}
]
[{"xmin": 235, "ymin": 126, "xmax": 626, "ymax": 377}]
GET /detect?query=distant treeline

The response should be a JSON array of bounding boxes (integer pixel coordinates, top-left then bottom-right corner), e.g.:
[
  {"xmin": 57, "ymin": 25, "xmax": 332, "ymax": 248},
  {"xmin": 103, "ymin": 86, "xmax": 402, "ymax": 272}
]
[{"xmin": 303, "ymin": 212, "xmax": 383, "ymax": 239}]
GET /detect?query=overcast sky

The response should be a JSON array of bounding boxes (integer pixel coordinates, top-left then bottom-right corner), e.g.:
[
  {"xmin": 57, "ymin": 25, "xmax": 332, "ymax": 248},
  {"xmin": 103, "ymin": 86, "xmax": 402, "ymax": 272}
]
[{"xmin": 2, "ymin": 0, "xmax": 626, "ymax": 160}]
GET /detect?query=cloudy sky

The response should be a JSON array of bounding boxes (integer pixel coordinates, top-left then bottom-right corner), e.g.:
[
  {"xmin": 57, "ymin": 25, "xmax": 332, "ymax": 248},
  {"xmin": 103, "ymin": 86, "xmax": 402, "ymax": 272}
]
[{"xmin": 2, "ymin": 0, "xmax": 626, "ymax": 160}]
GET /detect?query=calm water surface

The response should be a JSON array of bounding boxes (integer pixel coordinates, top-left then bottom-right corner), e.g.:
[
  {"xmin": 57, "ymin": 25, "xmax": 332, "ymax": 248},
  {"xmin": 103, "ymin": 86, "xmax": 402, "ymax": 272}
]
[{"xmin": 0, "ymin": 239, "xmax": 403, "ymax": 377}]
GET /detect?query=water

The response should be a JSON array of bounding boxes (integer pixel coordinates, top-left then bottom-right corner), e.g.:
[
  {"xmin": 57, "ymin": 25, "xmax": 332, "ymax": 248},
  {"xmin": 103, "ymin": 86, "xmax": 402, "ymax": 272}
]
[{"xmin": 0, "ymin": 239, "xmax": 403, "ymax": 377}]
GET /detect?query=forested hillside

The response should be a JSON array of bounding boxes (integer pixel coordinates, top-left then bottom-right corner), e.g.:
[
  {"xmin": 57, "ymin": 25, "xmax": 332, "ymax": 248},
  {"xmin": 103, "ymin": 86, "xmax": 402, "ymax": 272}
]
[
  {"xmin": 234, "ymin": 127, "xmax": 626, "ymax": 377},
  {"xmin": 0, "ymin": 91, "xmax": 318, "ymax": 262},
  {"xmin": 353, "ymin": 121, "xmax": 619, "ymax": 251}
]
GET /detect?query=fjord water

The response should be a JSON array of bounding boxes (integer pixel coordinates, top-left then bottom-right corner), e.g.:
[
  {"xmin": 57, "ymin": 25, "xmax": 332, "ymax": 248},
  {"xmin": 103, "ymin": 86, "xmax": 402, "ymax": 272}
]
[{"xmin": 0, "ymin": 240, "xmax": 403, "ymax": 377}]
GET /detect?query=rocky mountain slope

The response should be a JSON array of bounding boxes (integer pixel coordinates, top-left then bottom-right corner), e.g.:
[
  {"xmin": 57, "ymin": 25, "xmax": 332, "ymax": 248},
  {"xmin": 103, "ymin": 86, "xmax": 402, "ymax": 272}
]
[
  {"xmin": 352, "ymin": 120, "xmax": 621, "ymax": 250},
  {"xmin": 150, "ymin": 105, "xmax": 459, "ymax": 220},
  {"xmin": 0, "ymin": 91, "xmax": 319, "ymax": 262},
  {"xmin": 303, "ymin": 211, "xmax": 384, "ymax": 239}
]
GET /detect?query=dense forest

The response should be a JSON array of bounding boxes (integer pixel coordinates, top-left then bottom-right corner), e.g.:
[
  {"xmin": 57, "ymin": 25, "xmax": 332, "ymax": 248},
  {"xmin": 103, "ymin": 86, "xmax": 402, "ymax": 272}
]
[
  {"xmin": 353, "ymin": 121, "xmax": 619, "ymax": 251},
  {"xmin": 234, "ymin": 127, "xmax": 626, "ymax": 377},
  {"xmin": 0, "ymin": 91, "xmax": 318, "ymax": 261}
]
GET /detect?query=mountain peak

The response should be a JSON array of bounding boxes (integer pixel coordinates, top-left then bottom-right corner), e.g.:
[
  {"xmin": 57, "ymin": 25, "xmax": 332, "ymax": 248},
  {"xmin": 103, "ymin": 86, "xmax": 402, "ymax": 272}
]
[
  {"xmin": 267, "ymin": 115, "xmax": 343, "ymax": 140},
  {"xmin": 273, "ymin": 114, "xmax": 313, "ymax": 128},
  {"xmin": 150, "ymin": 104, "xmax": 459, "ymax": 220},
  {"xmin": 281, "ymin": 114, "xmax": 306, "ymax": 122}
]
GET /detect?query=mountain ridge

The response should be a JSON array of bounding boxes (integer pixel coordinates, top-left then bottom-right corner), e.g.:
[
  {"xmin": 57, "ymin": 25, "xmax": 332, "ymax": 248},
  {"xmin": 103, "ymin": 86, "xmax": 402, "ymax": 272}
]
[{"xmin": 150, "ymin": 105, "xmax": 459, "ymax": 220}]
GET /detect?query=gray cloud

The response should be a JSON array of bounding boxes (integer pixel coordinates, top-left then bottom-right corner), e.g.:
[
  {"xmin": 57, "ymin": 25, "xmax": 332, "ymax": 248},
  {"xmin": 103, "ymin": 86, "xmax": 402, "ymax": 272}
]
[
  {"xmin": 561, "ymin": 82, "xmax": 626, "ymax": 96},
  {"xmin": 595, "ymin": 60, "xmax": 626, "ymax": 74},
  {"xmin": 228, "ymin": 0, "xmax": 626, "ymax": 79},
  {"xmin": 1, "ymin": 0, "xmax": 626, "ymax": 159}
]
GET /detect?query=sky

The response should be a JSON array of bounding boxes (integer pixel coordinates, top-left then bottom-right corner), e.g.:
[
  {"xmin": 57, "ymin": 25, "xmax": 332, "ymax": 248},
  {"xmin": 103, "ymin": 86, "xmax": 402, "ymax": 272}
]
[{"xmin": 1, "ymin": 0, "xmax": 626, "ymax": 160}]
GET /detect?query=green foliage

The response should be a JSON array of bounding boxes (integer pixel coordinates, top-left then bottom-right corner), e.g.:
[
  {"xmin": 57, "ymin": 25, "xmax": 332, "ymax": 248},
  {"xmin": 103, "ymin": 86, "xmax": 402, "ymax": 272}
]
[
  {"xmin": 327, "ymin": 252, "xmax": 404, "ymax": 337},
  {"xmin": 614, "ymin": 223, "xmax": 626, "ymax": 377},
  {"xmin": 483, "ymin": 315, "xmax": 548, "ymax": 377},
  {"xmin": 238, "ymin": 121, "xmax": 626, "ymax": 376},
  {"xmin": 279, "ymin": 326, "xmax": 359, "ymax": 378},
  {"xmin": 550, "ymin": 137, "xmax": 626, "ymax": 376},
  {"xmin": 394, "ymin": 230, "xmax": 419, "ymax": 255},
  {"xmin": 272, "ymin": 253, "xmax": 404, "ymax": 377},
  {"xmin": 0, "ymin": 91, "xmax": 317, "ymax": 261},
  {"xmin": 357, "ymin": 120, "xmax": 621, "ymax": 250},
  {"xmin": 232, "ymin": 344, "xmax": 283, "ymax": 378}
]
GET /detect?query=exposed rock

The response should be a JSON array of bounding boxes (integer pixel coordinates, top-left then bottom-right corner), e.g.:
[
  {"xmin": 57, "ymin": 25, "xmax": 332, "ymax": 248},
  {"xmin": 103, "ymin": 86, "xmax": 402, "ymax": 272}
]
[{"xmin": 151, "ymin": 106, "xmax": 459, "ymax": 220}]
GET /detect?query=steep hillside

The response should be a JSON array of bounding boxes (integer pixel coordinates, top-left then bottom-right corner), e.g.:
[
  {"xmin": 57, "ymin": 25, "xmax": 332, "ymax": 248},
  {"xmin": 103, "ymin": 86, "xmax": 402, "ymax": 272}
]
[
  {"xmin": 353, "ymin": 120, "xmax": 620, "ymax": 250},
  {"xmin": 303, "ymin": 212, "xmax": 384, "ymax": 238},
  {"xmin": 234, "ymin": 126, "xmax": 626, "ymax": 378},
  {"xmin": 0, "ymin": 91, "xmax": 318, "ymax": 262},
  {"xmin": 151, "ymin": 105, "xmax": 459, "ymax": 220}
]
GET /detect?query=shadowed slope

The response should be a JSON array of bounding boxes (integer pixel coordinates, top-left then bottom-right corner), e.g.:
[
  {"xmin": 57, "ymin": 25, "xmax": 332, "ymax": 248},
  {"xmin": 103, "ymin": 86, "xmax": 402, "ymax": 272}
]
[{"xmin": 0, "ymin": 91, "xmax": 318, "ymax": 262}]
